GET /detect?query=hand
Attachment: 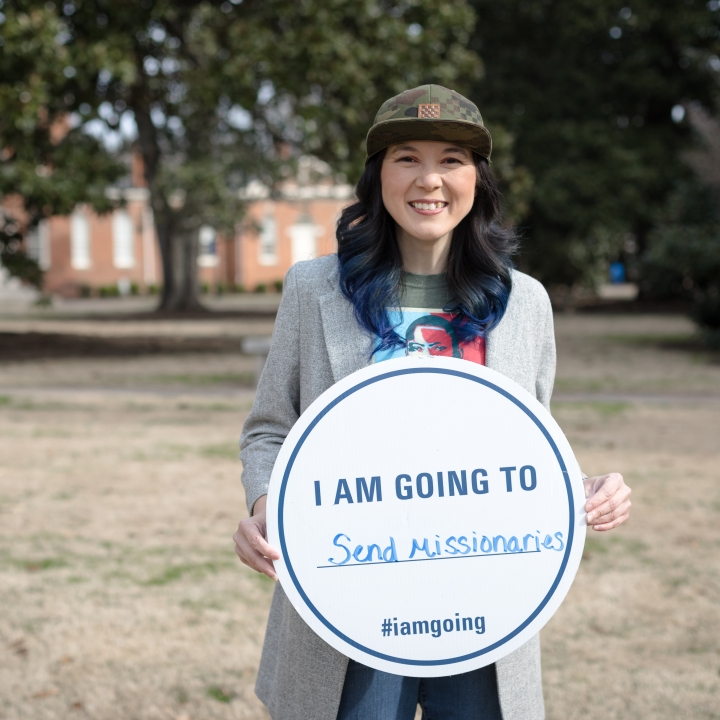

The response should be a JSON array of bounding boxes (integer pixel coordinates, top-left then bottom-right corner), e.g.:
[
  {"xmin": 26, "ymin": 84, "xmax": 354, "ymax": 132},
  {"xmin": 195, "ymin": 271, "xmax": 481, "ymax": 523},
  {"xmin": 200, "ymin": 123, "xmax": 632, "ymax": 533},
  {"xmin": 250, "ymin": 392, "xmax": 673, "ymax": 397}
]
[
  {"xmin": 584, "ymin": 472, "xmax": 632, "ymax": 531},
  {"xmin": 233, "ymin": 495, "xmax": 280, "ymax": 581}
]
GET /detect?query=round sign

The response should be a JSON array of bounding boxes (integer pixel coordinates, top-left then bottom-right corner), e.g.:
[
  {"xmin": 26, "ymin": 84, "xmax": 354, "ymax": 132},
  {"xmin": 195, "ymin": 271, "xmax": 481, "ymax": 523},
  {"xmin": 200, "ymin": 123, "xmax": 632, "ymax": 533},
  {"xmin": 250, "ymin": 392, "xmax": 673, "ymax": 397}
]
[{"xmin": 266, "ymin": 356, "xmax": 585, "ymax": 677}]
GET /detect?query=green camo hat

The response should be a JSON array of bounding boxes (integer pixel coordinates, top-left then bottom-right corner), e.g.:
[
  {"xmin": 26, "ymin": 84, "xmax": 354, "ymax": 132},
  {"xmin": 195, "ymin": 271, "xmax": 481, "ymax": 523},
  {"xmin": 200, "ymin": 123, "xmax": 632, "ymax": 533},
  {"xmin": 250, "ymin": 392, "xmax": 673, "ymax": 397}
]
[{"xmin": 365, "ymin": 84, "xmax": 492, "ymax": 162}]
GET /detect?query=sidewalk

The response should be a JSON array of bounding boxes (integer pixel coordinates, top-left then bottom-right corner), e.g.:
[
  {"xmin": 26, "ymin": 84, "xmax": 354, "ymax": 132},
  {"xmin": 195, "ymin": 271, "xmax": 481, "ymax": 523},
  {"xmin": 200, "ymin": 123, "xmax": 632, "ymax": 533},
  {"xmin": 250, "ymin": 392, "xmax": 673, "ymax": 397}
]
[{"xmin": 0, "ymin": 292, "xmax": 283, "ymax": 319}]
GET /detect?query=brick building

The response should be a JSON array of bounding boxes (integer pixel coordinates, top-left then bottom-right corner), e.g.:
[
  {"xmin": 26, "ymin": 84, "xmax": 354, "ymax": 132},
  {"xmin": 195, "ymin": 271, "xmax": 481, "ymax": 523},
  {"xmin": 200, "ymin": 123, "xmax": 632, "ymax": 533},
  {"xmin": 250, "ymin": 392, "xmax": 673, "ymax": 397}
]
[{"xmin": 19, "ymin": 156, "xmax": 354, "ymax": 297}]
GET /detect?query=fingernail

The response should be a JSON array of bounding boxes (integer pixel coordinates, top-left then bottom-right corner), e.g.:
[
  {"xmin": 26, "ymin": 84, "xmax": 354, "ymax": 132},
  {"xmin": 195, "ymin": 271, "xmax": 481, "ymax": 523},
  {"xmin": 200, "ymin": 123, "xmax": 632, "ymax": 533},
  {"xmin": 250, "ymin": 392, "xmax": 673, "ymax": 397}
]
[{"xmin": 587, "ymin": 513, "xmax": 595, "ymax": 523}]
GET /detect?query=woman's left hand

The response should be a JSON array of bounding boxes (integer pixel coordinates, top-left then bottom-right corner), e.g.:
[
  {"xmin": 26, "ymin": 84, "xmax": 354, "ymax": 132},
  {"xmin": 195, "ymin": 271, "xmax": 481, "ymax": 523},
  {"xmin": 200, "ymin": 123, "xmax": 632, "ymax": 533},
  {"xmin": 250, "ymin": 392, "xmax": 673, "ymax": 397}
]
[{"xmin": 584, "ymin": 472, "xmax": 632, "ymax": 531}]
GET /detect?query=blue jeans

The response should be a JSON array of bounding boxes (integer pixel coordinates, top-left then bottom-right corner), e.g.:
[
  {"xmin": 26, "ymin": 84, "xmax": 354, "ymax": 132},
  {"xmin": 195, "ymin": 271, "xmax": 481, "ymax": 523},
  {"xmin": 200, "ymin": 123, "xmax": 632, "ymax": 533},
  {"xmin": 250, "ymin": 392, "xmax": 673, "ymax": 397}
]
[{"xmin": 336, "ymin": 660, "xmax": 503, "ymax": 720}]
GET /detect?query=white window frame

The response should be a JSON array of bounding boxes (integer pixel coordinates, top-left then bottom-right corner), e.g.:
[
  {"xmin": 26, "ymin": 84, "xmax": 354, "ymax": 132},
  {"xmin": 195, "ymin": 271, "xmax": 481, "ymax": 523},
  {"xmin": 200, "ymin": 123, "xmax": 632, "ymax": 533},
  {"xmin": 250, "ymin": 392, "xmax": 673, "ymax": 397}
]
[
  {"xmin": 26, "ymin": 219, "xmax": 51, "ymax": 270},
  {"xmin": 258, "ymin": 212, "xmax": 278, "ymax": 266},
  {"xmin": 289, "ymin": 216, "xmax": 322, "ymax": 266},
  {"xmin": 112, "ymin": 208, "xmax": 135, "ymax": 269},
  {"xmin": 70, "ymin": 208, "xmax": 91, "ymax": 269},
  {"xmin": 197, "ymin": 225, "xmax": 219, "ymax": 267}
]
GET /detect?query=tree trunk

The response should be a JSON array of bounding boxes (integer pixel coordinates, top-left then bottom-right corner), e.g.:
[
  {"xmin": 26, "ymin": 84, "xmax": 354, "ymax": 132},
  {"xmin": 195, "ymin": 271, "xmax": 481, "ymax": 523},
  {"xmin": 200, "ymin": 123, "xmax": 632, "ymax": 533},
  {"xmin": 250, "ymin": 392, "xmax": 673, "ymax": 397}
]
[
  {"xmin": 130, "ymin": 80, "xmax": 205, "ymax": 314},
  {"xmin": 157, "ymin": 225, "xmax": 205, "ymax": 312}
]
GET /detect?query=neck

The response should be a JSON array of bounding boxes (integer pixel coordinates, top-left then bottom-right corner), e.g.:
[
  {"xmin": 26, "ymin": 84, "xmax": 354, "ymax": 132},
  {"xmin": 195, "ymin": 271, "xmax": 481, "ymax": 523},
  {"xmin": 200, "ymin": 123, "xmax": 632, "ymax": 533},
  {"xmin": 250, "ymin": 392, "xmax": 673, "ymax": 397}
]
[{"xmin": 396, "ymin": 226, "xmax": 451, "ymax": 275}]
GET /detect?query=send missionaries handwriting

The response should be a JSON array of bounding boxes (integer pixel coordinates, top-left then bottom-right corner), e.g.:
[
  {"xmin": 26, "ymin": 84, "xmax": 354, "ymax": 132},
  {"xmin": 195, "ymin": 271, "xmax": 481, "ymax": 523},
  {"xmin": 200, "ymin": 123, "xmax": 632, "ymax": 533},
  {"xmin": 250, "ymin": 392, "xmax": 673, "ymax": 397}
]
[{"xmin": 323, "ymin": 530, "xmax": 566, "ymax": 567}]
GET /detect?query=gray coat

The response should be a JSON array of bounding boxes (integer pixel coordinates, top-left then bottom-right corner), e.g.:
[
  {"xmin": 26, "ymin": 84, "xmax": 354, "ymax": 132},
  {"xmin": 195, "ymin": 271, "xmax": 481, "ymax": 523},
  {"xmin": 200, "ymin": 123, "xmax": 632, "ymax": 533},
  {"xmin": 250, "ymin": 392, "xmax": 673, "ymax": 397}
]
[{"xmin": 240, "ymin": 255, "xmax": 555, "ymax": 720}]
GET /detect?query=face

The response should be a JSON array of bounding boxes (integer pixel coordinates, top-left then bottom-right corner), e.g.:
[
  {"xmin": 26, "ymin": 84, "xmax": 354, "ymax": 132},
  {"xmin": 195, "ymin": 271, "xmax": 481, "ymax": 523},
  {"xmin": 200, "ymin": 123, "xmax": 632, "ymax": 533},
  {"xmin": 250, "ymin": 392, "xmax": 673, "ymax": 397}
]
[
  {"xmin": 405, "ymin": 324, "xmax": 462, "ymax": 359},
  {"xmin": 380, "ymin": 141, "xmax": 477, "ymax": 248}
]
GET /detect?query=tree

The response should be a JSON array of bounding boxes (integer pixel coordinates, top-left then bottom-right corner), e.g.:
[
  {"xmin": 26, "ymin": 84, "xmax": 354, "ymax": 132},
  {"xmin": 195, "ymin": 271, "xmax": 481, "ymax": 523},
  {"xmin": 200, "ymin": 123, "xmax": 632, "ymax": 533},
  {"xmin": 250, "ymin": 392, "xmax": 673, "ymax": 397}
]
[
  {"xmin": 466, "ymin": 0, "xmax": 720, "ymax": 287},
  {"xmin": 0, "ymin": 4, "xmax": 124, "ymax": 285},
  {"xmin": 641, "ymin": 105, "xmax": 720, "ymax": 336},
  {"xmin": 1, "ymin": 0, "xmax": 479, "ymax": 310}
]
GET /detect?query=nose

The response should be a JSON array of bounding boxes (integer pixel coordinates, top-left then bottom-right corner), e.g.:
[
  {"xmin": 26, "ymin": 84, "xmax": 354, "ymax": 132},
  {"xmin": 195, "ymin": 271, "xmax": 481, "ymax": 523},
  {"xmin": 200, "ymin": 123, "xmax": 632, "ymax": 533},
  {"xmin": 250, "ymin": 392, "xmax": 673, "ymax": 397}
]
[{"xmin": 415, "ymin": 169, "xmax": 442, "ymax": 191}]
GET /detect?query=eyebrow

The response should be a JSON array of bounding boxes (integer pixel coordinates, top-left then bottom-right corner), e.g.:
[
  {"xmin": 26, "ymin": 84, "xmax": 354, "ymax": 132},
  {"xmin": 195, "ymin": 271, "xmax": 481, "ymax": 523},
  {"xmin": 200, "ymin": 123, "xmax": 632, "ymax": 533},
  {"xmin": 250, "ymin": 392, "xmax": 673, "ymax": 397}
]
[{"xmin": 390, "ymin": 145, "xmax": 470, "ymax": 157}]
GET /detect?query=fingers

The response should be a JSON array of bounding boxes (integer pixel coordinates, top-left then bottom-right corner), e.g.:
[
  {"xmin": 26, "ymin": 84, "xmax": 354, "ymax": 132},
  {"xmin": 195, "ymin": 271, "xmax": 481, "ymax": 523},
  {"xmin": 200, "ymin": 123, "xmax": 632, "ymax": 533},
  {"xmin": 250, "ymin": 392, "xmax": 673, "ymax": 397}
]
[
  {"xmin": 586, "ymin": 487, "xmax": 631, "ymax": 525},
  {"xmin": 586, "ymin": 473, "xmax": 629, "ymax": 512},
  {"xmin": 234, "ymin": 535, "xmax": 277, "ymax": 580},
  {"xmin": 585, "ymin": 472, "xmax": 622, "ymax": 510},
  {"xmin": 587, "ymin": 486, "xmax": 631, "ymax": 521},
  {"xmin": 588, "ymin": 498, "xmax": 632, "ymax": 531},
  {"xmin": 584, "ymin": 472, "xmax": 632, "ymax": 531},
  {"xmin": 245, "ymin": 523, "xmax": 281, "ymax": 561},
  {"xmin": 233, "ymin": 517, "xmax": 280, "ymax": 581}
]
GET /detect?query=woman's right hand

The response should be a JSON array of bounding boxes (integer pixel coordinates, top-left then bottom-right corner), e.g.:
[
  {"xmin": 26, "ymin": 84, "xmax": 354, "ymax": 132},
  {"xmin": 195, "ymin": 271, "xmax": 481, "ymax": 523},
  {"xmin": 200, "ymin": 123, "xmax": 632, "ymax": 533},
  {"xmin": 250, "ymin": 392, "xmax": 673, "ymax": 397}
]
[{"xmin": 233, "ymin": 495, "xmax": 280, "ymax": 581}]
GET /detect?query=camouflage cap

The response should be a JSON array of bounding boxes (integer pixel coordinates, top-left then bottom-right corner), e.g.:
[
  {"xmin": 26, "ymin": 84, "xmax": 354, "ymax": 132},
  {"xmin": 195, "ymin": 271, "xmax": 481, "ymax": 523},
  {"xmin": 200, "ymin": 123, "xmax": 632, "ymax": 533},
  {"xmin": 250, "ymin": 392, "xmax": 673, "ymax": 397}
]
[{"xmin": 365, "ymin": 84, "xmax": 492, "ymax": 162}]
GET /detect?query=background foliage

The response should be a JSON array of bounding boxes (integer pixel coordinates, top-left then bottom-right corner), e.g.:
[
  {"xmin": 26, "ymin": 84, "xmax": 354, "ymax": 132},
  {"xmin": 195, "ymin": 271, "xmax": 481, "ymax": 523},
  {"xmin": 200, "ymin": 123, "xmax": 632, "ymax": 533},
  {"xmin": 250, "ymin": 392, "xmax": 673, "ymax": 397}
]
[
  {"xmin": 0, "ymin": 0, "xmax": 478, "ymax": 308},
  {"xmin": 640, "ymin": 107, "xmax": 720, "ymax": 334},
  {"xmin": 468, "ymin": 0, "xmax": 720, "ymax": 289},
  {"xmin": 1, "ymin": 0, "xmax": 720, "ymax": 327}
]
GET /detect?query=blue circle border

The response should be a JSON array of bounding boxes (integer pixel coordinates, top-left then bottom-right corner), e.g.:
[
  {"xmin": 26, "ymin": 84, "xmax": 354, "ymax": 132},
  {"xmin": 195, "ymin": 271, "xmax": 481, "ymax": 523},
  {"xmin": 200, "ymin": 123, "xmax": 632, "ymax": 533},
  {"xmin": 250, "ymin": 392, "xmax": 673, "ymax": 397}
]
[{"xmin": 277, "ymin": 367, "xmax": 576, "ymax": 666}]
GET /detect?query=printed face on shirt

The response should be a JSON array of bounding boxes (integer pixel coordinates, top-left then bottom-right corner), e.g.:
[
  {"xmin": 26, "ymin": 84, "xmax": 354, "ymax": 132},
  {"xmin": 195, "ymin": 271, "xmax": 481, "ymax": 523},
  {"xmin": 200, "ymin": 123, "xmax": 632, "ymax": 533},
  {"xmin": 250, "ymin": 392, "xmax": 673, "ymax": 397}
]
[
  {"xmin": 404, "ymin": 316, "xmax": 462, "ymax": 359},
  {"xmin": 374, "ymin": 310, "xmax": 486, "ymax": 366}
]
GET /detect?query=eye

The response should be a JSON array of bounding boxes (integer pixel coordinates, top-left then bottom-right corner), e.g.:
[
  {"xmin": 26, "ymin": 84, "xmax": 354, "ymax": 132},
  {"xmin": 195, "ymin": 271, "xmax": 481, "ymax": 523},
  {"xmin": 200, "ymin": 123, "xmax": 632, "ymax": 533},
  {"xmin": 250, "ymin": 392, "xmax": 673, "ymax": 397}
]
[{"xmin": 396, "ymin": 155, "xmax": 417, "ymax": 163}]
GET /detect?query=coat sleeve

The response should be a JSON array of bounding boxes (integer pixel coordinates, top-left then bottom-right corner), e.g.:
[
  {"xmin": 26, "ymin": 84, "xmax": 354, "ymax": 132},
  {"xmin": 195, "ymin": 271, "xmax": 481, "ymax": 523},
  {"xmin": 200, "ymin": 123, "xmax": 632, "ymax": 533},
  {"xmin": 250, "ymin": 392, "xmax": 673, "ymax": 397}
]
[
  {"xmin": 240, "ymin": 265, "xmax": 301, "ymax": 514},
  {"xmin": 534, "ymin": 290, "xmax": 556, "ymax": 412}
]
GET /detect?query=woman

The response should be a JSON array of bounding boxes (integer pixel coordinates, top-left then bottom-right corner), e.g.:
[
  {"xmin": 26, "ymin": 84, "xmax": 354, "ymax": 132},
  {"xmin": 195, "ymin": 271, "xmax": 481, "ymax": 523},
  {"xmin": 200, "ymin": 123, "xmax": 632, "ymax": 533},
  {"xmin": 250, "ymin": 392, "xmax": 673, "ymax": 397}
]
[{"xmin": 234, "ymin": 85, "xmax": 632, "ymax": 720}]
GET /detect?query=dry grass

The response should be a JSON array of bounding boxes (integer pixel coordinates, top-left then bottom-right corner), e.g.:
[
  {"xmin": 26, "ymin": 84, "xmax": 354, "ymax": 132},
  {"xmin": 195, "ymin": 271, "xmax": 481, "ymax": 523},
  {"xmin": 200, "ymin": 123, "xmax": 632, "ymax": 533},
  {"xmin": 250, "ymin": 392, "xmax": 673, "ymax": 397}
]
[
  {"xmin": 0, "ymin": 313, "xmax": 719, "ymax": 719},
  {"xmin": 0, "ymin": 381, "xmax": 272, "ymax": 720},
  {"xmin": 545, "ymin": 402, "xmax": 720, "ymax": 719}
]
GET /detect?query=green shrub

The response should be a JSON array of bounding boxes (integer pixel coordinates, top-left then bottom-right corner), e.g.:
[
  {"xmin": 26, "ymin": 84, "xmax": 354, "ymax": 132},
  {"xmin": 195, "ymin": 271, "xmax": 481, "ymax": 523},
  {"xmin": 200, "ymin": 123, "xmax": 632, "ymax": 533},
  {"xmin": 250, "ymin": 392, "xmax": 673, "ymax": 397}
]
[
  {"xmin": 232, "ymin": 283, "xmax": 245, "ymax": 293},
  {"xmin": 99, "ymin": 284, "xmax": 120, "ymax": 297},
  {"xmin": 254, "ymin": 283, "xmax": 266, "ymax": 293},
  {"xmin": 273, "ymin": 279, "xmax": 283, "ymax": 293}
]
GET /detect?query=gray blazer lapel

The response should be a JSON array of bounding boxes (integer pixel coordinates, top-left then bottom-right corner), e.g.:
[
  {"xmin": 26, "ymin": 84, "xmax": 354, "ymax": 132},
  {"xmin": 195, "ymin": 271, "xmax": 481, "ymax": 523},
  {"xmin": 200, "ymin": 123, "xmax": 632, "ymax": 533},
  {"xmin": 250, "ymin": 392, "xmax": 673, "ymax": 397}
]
[
  {"xmin": 484, "ymin": 269, "xmax": 547, "ymax": 403},
  {"xmin": 485, "ymin": 320, "xmax": 507, "ymax": 373},
  {"xmin": 486, "ymin": 267, "xmax": 521, "ymax": 374},
  {"xmin": 319, "ymin": 286, "xmax": 373, "ymax": 382}
]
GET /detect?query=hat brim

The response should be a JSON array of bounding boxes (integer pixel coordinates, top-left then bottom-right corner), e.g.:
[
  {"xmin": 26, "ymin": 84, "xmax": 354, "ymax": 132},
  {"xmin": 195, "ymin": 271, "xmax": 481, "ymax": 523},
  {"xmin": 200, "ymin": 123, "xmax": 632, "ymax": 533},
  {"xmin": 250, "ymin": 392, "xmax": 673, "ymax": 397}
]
[{"xmin": 365, "ymin": 118, "xmax": 492, "ymax": 162}]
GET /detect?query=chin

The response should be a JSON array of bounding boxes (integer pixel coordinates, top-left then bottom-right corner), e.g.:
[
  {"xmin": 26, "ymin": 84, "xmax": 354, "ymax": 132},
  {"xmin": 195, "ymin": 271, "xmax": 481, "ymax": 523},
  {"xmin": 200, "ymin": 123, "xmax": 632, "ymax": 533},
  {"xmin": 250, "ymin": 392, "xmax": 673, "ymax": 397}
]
[{"xmin": 407, "ymin": 225, "xmax": 453, "ymax": 242}]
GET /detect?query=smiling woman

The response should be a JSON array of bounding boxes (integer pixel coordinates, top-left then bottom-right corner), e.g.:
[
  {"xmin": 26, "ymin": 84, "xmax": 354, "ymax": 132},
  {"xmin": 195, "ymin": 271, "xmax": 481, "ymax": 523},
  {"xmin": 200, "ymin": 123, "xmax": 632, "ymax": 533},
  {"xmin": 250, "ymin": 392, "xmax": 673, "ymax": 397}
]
[
  {"xmin": 381, "ymin": 143, "xmax": 477, "ymax": 271},
  {"xmin": 234, "ymin": 84, "xmax": 632, "ymax": 720},
  {"xmin": 337, "ymin": 132, "xmax": 516, "ymax": 357}
]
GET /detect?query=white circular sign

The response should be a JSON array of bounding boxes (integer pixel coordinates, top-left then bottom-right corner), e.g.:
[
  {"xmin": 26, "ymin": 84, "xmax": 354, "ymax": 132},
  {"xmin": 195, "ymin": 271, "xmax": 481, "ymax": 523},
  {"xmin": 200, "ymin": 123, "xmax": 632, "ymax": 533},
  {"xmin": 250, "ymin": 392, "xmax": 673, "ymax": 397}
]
[{"xmin": 266, "ymin": 356, "xmax": 585, "ymax": 677}]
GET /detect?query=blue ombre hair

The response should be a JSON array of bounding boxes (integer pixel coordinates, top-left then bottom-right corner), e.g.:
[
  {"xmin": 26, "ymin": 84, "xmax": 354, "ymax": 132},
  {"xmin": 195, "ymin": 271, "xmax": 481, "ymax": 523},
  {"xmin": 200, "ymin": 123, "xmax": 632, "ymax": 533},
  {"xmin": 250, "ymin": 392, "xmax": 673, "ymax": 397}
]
[{"xmin": 336, "ymin": 150, "xmax": 517, "ymax": 355}]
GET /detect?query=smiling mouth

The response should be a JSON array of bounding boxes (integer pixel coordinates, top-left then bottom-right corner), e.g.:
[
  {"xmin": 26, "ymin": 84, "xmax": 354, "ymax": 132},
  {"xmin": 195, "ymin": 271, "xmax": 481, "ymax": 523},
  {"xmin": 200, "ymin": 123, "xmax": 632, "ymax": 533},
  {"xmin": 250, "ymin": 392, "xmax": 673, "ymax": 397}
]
[{"xmin": 409, "ymin": 201, "xmax": 448, "ymax": 211}]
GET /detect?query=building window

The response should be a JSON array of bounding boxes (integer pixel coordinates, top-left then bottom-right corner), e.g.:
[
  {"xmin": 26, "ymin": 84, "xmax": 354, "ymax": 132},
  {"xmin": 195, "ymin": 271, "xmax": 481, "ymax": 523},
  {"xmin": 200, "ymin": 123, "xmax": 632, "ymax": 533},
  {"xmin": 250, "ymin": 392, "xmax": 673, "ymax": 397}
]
[
  {"xmin": 25, "ymin": 220, "xmax": 51, "ymax": 270},
  {"xmin": 112, "ymin": 209, "xmax": 135, "ymax": 268},
  {"xmin": 70, "ymin": 208, "xmax": 91, "ymax": 269},
  {"xmin": 197, "ymin": 225, "xmax": 219, "ymax": 267},
  {"xmin": 289, "ymin": 212, "xmax": 321, "ymax": 266},
  {"xmin": 258, "ymin": 212, "xmax": 278, "ymax": 266}
]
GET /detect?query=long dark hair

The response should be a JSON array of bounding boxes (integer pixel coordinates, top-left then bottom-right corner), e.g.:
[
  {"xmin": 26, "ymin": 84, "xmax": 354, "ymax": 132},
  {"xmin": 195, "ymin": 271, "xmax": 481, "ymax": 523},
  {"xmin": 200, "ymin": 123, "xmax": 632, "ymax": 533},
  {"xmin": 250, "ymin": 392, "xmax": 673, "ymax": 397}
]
[{"xmin": 336, "ymin": 150, "xmax": 518, "ymax": 354}]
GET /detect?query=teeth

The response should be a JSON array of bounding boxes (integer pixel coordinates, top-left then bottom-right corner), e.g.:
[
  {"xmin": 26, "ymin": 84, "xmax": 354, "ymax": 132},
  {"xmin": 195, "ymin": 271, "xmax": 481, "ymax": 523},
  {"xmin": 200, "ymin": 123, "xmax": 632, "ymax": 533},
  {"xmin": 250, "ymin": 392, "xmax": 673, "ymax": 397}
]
[{"xmin": 412, "ymin": 202, "xmax": 446, "ymax": 210}]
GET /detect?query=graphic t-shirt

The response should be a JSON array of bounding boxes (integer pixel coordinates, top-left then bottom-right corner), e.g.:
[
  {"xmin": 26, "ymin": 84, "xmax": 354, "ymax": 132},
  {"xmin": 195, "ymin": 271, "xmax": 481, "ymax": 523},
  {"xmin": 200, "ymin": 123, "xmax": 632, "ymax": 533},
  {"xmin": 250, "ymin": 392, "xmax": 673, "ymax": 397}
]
[{"xmin": 374, "ymin": 272, "xmax": 486, "ymax": 365}]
